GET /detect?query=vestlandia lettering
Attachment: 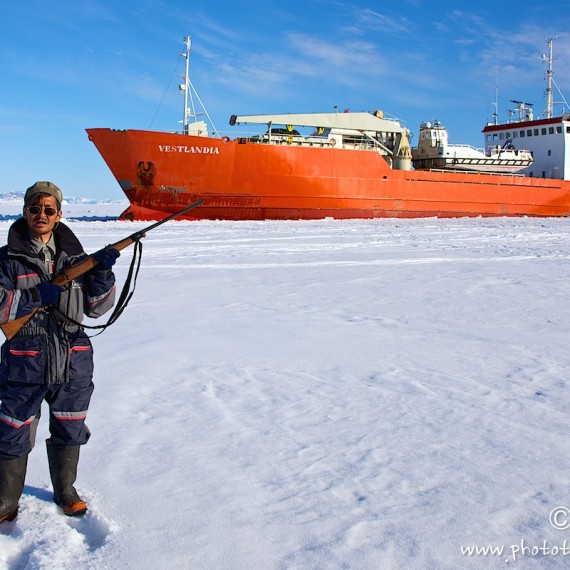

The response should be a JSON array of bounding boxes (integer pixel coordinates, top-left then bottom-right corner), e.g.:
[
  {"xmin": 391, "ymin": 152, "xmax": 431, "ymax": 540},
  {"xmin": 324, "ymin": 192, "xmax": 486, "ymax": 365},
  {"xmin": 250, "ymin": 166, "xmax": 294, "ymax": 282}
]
[{"xmin": 158, "ymin": 145, "xmax": 220, "ymax": 154}]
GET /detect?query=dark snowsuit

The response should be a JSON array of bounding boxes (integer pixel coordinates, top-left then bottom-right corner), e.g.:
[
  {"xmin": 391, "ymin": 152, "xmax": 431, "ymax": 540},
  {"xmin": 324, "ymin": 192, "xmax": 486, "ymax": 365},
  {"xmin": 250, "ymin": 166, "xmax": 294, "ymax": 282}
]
[{"xmin": 0, "ymin": 218, "xmax": 116, "ymax": 459}]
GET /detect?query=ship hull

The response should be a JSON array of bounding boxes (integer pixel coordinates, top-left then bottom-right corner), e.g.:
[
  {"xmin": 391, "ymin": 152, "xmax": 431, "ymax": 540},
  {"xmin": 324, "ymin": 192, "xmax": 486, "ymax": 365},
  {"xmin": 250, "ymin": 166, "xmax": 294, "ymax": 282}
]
[{"xmin": 86, "ymin": 128, "xmax": 570, "ymax": 220}]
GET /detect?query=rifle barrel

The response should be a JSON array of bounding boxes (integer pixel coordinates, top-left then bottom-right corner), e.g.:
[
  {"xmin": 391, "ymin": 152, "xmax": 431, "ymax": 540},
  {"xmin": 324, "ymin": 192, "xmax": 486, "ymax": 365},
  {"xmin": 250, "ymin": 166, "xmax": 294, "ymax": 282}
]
[{"xmin": 130, "ymin": 199, "xmax": 204, "ymax": 238}]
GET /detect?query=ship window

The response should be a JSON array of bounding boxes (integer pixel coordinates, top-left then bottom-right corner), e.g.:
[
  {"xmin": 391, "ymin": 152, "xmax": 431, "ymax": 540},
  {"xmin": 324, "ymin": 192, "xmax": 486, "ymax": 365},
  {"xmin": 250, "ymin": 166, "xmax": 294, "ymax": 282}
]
[
  {"xmin": 548, "ymin": 150, "xmax": 552, "ymax": 156},
  {"xmin": 533, "ymin": 129, "xmax": 539, "ymax": 136},
  {"xmin": 557, "ymin": 126, "xmax": 562, "ymax": 133},
  {"xmin": 513, "ymin": 131, "xmax": 518, "ymax": 138},
  {"xmin": 505, "ymin": 132, "xmax": 511, "ymax": 139},
  {"xmin": 520, "ymin": 130, "xmax": 525, "ymax": 137},
  {"xmin": 542, "ymin": 171, "xmax": 546, "ymax": 177},
  {"xmin": 485, "ymin": 134, "xmax": 491, "ymax": 141},
  {"xmin": 527, "ymin": 130, "xmax": 533, "ymax": 136},
  {"xmin": 499, "ymin": 133, "xmax": 504, "ymax": 140},
  {"xmin": 549, "ymin": 127, "xmax": 554, "ymax": 134},
  {"xmin": 541, "ymin": 128, "xmax": 547, "ymax": 135},
  {"xmin": 566, "ymin": 126, "xmax": 570, "ymax": 133}
]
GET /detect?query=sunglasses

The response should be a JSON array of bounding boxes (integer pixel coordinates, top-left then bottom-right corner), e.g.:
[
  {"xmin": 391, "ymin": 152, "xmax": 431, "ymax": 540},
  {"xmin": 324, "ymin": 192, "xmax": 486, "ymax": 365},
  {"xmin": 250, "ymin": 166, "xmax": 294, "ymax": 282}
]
[{"xmin": 27, "ymin": 205, "xmax": 59, "ymax": 217}]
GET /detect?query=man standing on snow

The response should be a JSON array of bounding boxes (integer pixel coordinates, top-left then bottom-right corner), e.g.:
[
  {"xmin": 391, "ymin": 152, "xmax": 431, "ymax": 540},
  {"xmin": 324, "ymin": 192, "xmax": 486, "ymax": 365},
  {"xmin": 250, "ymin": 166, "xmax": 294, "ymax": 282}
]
[{"xmin": 0, "ymin": 181, "xmax": 120, "ymax": 522}]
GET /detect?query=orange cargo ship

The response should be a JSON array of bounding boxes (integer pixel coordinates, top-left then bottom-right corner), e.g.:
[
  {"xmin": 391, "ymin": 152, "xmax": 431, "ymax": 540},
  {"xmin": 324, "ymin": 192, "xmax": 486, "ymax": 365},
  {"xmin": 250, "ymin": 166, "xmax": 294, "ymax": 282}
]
[{"xmin": 86, "ymin": 37, "xmax": 570, "ymax": 221}]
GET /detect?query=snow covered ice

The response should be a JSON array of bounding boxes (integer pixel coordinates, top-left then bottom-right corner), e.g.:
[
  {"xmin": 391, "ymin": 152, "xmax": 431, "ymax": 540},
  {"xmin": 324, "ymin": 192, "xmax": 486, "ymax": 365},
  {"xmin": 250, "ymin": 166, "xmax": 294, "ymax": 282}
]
[{"xmin": 1, "ymin": 207, "xmax": 570, "ymax": 569}]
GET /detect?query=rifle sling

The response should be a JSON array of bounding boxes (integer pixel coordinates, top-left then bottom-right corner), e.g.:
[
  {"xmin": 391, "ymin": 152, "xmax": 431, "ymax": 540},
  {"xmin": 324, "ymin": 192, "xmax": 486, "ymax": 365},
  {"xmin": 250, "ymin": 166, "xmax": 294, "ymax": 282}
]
[{"xmin": 54, "ymin": 238, "xmax": 144, "ymax": 337}]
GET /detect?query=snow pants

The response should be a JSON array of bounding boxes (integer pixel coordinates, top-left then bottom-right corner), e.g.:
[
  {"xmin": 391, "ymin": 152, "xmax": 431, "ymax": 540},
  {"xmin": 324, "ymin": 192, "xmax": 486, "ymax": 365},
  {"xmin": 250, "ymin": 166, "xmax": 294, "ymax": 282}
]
[{"xmin": 0, "ymin": 377, "xmax": 93, "ymax": 460}]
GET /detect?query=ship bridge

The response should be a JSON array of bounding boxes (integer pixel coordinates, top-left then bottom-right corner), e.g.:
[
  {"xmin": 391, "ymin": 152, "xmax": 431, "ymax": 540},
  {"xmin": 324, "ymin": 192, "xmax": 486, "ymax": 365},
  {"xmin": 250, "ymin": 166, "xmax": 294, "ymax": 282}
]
[{"xmin": 483, "ymin": 114, "xmax": 570, "ymax": 180}]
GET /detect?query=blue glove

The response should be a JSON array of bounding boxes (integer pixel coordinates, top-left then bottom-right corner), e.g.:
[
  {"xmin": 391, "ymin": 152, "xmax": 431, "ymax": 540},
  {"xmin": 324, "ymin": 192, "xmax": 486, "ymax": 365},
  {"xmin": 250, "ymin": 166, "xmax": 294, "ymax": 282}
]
[
  {"xmin": 35, "ymin": 281, "xmax": 65, "ymax": 306},
  {"xmin": 93, "ymin": 248, "xmax": 120, "ymax": 270}
]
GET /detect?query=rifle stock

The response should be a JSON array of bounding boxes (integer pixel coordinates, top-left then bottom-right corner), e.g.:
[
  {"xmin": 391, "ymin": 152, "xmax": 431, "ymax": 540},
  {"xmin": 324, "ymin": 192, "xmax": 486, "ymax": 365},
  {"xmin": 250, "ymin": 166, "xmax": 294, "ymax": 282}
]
[{"xmin": 1, "ymin": 199, "xmax": 204, "ymax": 341}]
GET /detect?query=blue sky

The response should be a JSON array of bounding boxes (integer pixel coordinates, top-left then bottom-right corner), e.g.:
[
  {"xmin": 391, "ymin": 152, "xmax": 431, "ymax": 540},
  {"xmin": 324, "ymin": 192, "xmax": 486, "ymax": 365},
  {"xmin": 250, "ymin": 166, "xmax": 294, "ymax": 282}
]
[{"xmin": 1, "ymin": 0, "xmax": 569, "ymax": 200}]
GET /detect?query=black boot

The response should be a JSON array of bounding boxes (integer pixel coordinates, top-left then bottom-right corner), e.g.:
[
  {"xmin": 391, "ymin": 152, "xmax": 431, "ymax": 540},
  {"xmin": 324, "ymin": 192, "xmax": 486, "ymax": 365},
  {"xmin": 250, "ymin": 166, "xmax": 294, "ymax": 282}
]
[
  {"xmin": 46, "ymin": 440, "xmax": 87, "ymax": 517},
  {"xmin": 0, "ymin": 455, "xmax": 28, "ymax": 523}
]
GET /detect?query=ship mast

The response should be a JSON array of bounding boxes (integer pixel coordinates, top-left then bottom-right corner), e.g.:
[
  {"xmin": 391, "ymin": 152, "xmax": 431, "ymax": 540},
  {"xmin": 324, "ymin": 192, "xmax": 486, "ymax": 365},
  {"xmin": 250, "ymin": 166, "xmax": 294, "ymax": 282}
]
[
  {"xmin": 492, "ymin": 62, "xmax": 499, "ymax": 125},
  {"xmin": 180, "ymin": 36, "xmax": 193, "ymax": 135},
  {"xmin": 543, "ymin": 38, "xmax": 555, "ymax": 119},
  {"xmin": 179, "ymin": 36, "xmax": 219, "ymax": 137}
]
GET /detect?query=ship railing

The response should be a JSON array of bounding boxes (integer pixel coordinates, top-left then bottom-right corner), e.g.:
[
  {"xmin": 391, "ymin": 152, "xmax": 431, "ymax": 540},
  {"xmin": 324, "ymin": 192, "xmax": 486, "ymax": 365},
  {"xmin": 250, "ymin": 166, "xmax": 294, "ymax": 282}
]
[
  {"xmin": 246, "ymin": 133, "xmax": 335, "ymax": 148},
  {"xmin": 340, "ymin": 134, "xmax": 394, "ymax": 153},
  {"xmin": 352, "ymin": 140, "xmax": 380, "ymax": 151},
  {"xmin": 446, "ymin": 143, "xmax": 486, "ymax": 153}
]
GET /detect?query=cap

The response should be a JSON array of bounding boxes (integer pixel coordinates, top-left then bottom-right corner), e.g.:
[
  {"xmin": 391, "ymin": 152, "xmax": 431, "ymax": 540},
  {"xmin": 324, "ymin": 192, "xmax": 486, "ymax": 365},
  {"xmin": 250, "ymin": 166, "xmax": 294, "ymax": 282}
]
[{"xmin": 24, "ymin": 181, "xmax": 63, "ymax": 207}]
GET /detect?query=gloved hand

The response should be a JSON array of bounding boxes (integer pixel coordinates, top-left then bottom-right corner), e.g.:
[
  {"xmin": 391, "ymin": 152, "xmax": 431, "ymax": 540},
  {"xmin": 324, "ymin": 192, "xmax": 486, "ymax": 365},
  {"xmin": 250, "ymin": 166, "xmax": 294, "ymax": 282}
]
[
  {"xmin": 93, "ymin": 248, "xmax": 120, "ymax": 270},
  {"xmin": 35, "ymin": 281, "xmax": 65, "ymax": 307}
]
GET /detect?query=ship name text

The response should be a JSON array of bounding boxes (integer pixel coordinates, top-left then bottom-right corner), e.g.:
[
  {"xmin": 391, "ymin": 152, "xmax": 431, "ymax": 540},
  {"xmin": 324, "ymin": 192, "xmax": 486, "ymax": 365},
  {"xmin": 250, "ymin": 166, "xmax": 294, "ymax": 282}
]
[{"xmin": 158, "ymin": 145, "xmax": 220, "ymax": 154}]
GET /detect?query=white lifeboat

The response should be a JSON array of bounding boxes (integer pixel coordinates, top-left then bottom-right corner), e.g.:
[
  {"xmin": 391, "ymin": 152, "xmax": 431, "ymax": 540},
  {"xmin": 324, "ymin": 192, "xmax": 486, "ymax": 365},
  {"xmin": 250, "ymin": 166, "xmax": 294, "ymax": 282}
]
[{"xmin": 411, "ymin": 120, "xmax": 533, "ymax": 173}]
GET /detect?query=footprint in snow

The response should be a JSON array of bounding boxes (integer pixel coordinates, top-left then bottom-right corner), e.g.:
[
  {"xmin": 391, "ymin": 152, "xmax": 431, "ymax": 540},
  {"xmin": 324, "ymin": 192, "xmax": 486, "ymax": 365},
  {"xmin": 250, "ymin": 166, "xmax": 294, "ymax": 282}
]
[{"xmin": 0, "ymin": 485, "xmax": 118, "ymax": 570}]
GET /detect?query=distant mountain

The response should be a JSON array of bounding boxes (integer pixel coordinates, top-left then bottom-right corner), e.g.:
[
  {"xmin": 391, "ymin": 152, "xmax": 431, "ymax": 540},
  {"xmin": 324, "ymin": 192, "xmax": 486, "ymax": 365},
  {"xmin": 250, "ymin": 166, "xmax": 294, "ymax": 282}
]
[
  {"xmin": 0, "ymin": 191, "xmax": 125, "ymax": 205},
  {"xmin": 0, "ymin": 191, "xmax": 26, "ymax": 203}
]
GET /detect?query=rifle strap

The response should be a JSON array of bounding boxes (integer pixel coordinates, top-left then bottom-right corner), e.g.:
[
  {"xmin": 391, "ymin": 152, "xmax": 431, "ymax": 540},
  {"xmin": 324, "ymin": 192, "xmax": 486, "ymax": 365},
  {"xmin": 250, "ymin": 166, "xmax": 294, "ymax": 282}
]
[{"xmin": 54, "ymin": 238, "xmax": 144, "ymax": 337}]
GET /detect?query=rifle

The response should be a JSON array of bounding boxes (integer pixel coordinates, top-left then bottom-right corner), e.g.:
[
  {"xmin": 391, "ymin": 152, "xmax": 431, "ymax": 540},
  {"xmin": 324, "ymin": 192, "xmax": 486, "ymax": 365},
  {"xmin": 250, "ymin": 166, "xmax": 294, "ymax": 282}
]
[{"xmin": 1, "ymin": 199, "xmax": 204, "ymax": 341}]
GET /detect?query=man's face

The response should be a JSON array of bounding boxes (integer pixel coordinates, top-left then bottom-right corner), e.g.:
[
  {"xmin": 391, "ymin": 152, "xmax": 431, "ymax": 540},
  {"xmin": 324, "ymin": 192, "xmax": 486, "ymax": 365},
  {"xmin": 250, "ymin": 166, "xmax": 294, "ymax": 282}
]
[{"xmin": 24, "ymin": 195, "xmax": 62, "ymax": 242}]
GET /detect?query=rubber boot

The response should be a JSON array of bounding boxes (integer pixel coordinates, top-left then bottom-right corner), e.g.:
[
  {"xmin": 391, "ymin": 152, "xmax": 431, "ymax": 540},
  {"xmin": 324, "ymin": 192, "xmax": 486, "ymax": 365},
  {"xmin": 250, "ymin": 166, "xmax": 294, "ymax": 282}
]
[
  {"xmin": 0, "ymin": 455, "xmax": 28, "ymax": 523},
  {"xmin": 46, "ymin": 440, "xmax": 87, "ymax": 517}
]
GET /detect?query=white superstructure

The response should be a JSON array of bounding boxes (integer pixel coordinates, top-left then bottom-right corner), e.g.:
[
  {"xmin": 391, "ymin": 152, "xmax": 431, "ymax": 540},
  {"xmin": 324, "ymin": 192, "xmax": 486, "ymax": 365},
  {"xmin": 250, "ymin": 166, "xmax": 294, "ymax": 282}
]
[
  {"xmin": 482, "ymin": 39, "xmax": 570, "ymax": 180},
  {"xmin": 483, "ymin": 113, "xmax": 570, "ymax": 180}
]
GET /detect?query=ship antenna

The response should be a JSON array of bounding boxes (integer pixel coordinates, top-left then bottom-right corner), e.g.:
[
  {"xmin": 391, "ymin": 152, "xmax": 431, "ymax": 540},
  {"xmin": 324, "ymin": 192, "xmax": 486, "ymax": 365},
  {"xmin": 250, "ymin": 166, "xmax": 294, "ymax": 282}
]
[
  {"xmin": 180, "ymin": 36, "xmax": 219, "ymax": 137},
  {"xmin": 543, "ymin": 37, "xmax": 555, "ymax": 119},
  {"xmin": 492, "ymin": 61, "xmax": 499, "ymax": 125},
  {"xmin": 181, "ymin": 36, "xmax": 192, "ymax": 134}
]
